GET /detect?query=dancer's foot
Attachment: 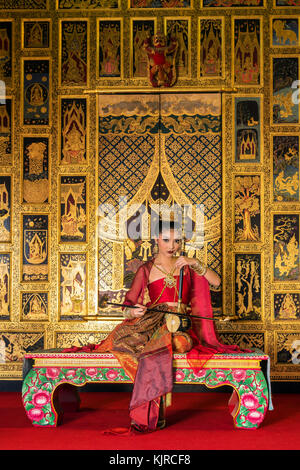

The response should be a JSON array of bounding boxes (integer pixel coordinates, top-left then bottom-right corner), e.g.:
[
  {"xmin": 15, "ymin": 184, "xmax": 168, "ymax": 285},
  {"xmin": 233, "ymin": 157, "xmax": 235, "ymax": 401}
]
[{"xmin": 157, "ymin": 419, "xmax": 166, "ymax": 430}]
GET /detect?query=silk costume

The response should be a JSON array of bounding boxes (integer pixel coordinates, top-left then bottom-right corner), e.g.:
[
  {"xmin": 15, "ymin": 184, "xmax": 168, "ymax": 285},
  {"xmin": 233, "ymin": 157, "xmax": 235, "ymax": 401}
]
[{"xmin": 64, "ymin": 259, "xmax": 250, "ymax": 433}]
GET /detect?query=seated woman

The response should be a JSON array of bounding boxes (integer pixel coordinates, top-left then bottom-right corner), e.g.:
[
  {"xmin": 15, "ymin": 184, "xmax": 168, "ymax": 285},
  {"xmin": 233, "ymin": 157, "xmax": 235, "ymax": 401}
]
[{"xmin": 65, "ymin": 219, "xmax": 249, "ymax": 433}]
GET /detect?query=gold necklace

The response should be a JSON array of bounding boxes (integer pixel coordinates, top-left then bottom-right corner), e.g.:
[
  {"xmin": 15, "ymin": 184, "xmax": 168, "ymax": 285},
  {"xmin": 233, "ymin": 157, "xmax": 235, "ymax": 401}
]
[{"xmin": 153, "ymin": 262, "xmax": 177, "ymax": 288}]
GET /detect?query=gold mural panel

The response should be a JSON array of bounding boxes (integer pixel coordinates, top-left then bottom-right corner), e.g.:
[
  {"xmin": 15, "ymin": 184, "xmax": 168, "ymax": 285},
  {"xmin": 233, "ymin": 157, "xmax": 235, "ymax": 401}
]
[
  {"xmin": 0, "ymin": 175, "xmax": 12, "ymax": 243},
  {"xmin": 96, "ymin": 18, "xmax": 123, "ymax": 80},
  {"xmin": 20, "ymin": 57, "xmax": 52, "ymax": 128},
  {"xmin": 20, "ymin": 291, "xmax": 49, "ymax": 322},
  {"xmin": 130, "ymin": 18, "xmax": 157, "ymax": 79},
  {"xmin": 129, "ymin": 0, "xmax": 193, "ymax": 8},
  {"xmin": 21, "ymin": 214, "xmax": 50, "ymax": 283},
  {"xmin": 58, "ymin": 174, "xmax": 88, "ymax": 244},
  {"xmin": 202, "ymin": 0, "xmax": 265, "ymax": 6},
  {"xmin": 233, "ymin": 173, "xmax": 263, "ymax": 245},
  {"xmin": 271, "ymin": 133, "xmax": 299, "ymax": 204},
  {"xmin": 198, "ymin": 17, "xmax": 225, "ymax": 80},
  {"xmin": 271, "ymin": 55, "xmax": 300, "ymax": 126},
  {"xmin": 272, "ymin": 292, "xmax": 300, "ymax": 322},
  {"xmin": 232, "ymin": 16, "xmax": 263, "ymax": 88},
  {"xmin": 270, "ymin": 16, "xmax": 300, "ymax": 48},
  {"xmin": 0, "ymin": 330, "xmax": 45, "ymax": 369},
  {"xmin": 232, "ymin": 95, "xmax": 263, "ymax": 165},
  {"xmin": 275, "ymin": 331, "xmax": 300, "ymax": 368},
  {"xmin": 233, "ymin": 252, "xmax": 263, "ymax": 322},
  {"xmin": 218, "ymin": 331, "xmax": 266, "ymax": 353},
  {"xmin": 0, "ymin": 20, "xmax": 14, "ymax": 90},
  {"xmin": 273, "ymin": 0, "xmax": 300, "ymax": 8},
  {"xmin": 0, "ymin": 252, "xmax": 11, "ymax": 321},
  {"xmin": 57, "ymin": 0, "xmax": 120, "ymax": 9},
  {"xmin": 1, "ymin": 0, "xmax": 48, "ymax": 9},
  {"xmin": 272, "ymin": 212, "xmax": 300, "ymax": 283},
  {"xmin": 55, "ymin": 331, "xmax": 110, "ymax": 349},
  {"xmin": 21, "ymin": 19, "xmax": 52, "ymax": 50},
  {"xmin": 58, "ymin": 19, "xmax": 89, "ymax": 88},
  {"xmin": 58, "ymin": 95, "xmax": 89, "ymax": 165},
  {"xmin": 164, "ymin": 17, "xmax": 191, "ymax": 79},
  {"xmin": 59, "ymin": 252, "xmax": 88, "ymax": 321},
  {"xmin": 0, "ymin": 96, "xmax": 13, "ymax": 166},
  {"xmin": 21, "ymin": 135, "xmax": 50, "ymax": 205}
]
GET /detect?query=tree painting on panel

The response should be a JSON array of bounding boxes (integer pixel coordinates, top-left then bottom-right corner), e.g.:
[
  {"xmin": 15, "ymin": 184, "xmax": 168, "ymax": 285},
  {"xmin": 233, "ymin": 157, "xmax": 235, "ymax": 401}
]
[
  {"xmin": 235, "ymin": 253, "xmax": 261, "ymax": 321},
  {"xmin": 234, "ymin": 175, "xmax": 261, "ymax": 242}
]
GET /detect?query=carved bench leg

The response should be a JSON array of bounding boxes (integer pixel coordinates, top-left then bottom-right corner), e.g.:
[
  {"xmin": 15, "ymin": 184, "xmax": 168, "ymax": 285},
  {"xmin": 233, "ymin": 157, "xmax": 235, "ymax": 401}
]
[
  {"xmin": 205, "ymin": 368, "xmax": 269, "ymax": 429},
  {"xmin": 22, "ymin": 368, "xmax": 59, "ymax": 427},
  {"xmin": 230, "ymin": 370, "xmax": 269, "ymax": 429},
  {"xmin": 22, "ymin": 365, "xmax": 130, "ymax": 427},
  {"xmin": 22, "ymin": 367, "xmax": 83, "ymax": 427}
]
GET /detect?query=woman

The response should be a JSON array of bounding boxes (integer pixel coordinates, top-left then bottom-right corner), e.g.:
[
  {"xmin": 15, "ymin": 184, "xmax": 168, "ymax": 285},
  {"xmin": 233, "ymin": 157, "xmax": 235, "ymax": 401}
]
[{"xmin": 65, "ymin": 220, "xmax": 248, "ymax": 433}]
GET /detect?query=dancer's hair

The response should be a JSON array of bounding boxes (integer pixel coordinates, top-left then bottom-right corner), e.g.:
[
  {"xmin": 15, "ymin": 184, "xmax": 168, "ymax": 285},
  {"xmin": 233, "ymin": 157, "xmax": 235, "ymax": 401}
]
[{"xmin": 153, "ymin": 219, "xmax": 182, "ymax": 238}]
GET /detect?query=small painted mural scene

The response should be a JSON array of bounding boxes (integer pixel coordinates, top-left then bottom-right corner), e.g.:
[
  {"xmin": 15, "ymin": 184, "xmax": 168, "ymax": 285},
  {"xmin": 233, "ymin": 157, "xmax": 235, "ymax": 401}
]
[
  {"xmin": 234, "ymin": 253, "xmax": 261, "ymax": 321},
  {"xmin": 23, "ymin": 59, "xmax": 50, "ymax": 126},
  {"xmin": 272, "ymin": 57, "xmax": 299, "ymax": 125},
  {"xmin": 22, "ymin": 215, "xmax": 49, "ymax": 282},
  {"xmin": 233, "ymin": 18, "xmax": 260, "ymax": 87},
  {"xmin": 272, "ymin": 135, "xmax": 299, "ymax": 203},
  {"xmin": 273, "ymin": 214, "xmax": 299, "ymax": 282},
  {"xmin": 22, "ymin": 137, "xmax": 49, "ymax": 204},
  {"xmin": 234, "ymin": 97, "xmax": 261, "ymax": 163},
  {"xmin": 60, "ymin": 253, "xmax": 87, "ymax": 320}
]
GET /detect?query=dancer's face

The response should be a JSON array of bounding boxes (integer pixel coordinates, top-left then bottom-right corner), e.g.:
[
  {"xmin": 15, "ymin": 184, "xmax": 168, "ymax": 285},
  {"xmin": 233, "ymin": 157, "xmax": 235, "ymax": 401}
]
[{"xmin": 156, "ymin": 229, "xmax": 181, "ymax": 258}]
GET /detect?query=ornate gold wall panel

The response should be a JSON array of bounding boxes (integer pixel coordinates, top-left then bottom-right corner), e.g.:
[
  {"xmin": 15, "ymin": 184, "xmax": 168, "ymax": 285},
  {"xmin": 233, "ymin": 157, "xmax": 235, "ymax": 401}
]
[{"xmin": 0, "ymin": 0, "xmax": 300, "ymax": 382}]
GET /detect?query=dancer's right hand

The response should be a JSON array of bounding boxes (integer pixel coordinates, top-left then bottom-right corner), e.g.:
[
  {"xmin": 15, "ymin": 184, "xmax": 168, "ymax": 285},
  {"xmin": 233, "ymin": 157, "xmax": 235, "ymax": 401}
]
[{"xmin": 131, "ymin": 304, "xmax": 147, "ymax": 318}]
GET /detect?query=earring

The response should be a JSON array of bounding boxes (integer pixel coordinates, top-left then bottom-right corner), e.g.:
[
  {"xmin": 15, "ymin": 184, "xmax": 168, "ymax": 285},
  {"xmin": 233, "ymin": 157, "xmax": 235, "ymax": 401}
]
[{"xmin": 153, "ymin": 242, "xmax": 158, "ymax": 255}]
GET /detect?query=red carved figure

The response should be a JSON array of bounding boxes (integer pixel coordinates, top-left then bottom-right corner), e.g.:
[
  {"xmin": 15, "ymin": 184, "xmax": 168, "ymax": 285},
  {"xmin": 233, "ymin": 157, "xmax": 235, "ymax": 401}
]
[{"xmin": 143, "ymin": 32, "xmax": 178, "ymax": 87}]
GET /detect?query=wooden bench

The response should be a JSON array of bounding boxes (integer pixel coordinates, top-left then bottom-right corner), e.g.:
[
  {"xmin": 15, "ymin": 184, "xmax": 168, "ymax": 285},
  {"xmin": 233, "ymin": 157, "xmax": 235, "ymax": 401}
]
[{"xmin": 22, "ymin": 349, "xmax": 272, "ymax": 430}]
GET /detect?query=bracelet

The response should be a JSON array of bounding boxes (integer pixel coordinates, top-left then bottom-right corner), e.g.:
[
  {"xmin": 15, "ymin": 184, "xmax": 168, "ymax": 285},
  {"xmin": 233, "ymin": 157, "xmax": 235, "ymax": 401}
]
[{"xmin": 190, "ymin": 259, "xmax": 207, "ymax": 276}]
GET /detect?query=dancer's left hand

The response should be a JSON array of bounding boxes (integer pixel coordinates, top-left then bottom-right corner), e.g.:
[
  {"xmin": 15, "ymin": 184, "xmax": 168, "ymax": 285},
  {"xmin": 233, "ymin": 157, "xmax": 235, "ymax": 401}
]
[{"xmin": 174, "ymin": 256, "xmax": 198, "ymax": 270}]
